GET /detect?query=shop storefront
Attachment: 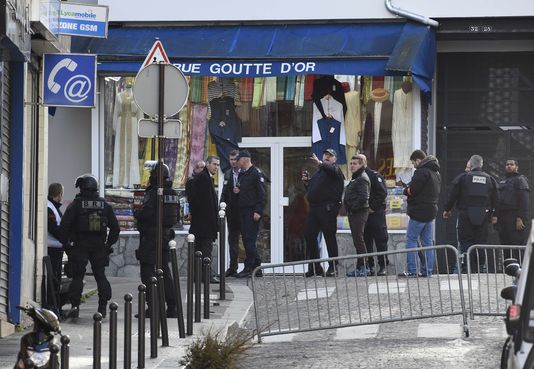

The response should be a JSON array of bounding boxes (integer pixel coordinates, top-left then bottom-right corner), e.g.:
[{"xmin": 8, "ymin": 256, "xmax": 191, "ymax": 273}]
[{"xmin": 71, "ymin": 21, "xmax": 436, "ymax": 276}]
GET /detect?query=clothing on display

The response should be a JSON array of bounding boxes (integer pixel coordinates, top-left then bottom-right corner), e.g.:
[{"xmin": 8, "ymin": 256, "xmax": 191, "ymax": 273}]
[
  {"xmin": 312, "ymin": 96, "xmax": 347, "ymax": 164},
  {"xmin": 112, "ymin": 87, "xmax": 143, "ymax": 188},
  {"xmin": 362, "ymin": 88, "xmax": 393, "ymax": 170},
  {"xmin": 189, "ymin": 104, "xmax": 208, "ymax": 176},
  {"xmin": 208, "ymin": 96, "xmax": 242, "ymax": 172},
  {"xmin": 312, "ymin": 117, "xmax": 347, "ymax": 164},
  {"xmin": 344, "ymin": 90, "xmax": 362, "ymax": 176},
  {"xmin": 312, "ymin": 75, "xmax": 347, "ymax": 119},
  {"xmin": 392, "ymin": 81, "xmax": 414, "ymax": 170}
]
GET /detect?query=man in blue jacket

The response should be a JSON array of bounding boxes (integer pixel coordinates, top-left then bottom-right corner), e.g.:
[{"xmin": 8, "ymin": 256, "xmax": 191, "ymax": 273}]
[{"xmin": 403, "ymin": 150, "xmax": 441, "ymax": 277}]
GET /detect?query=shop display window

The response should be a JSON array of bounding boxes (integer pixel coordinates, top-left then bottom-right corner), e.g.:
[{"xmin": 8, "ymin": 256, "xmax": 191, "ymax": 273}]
[{"xmin": 102, "ymin": 74, "xmax": 421, "ymax": 232}]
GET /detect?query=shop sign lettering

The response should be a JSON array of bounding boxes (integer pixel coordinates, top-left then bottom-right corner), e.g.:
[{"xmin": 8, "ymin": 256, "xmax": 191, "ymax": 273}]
[{"xmin": 173, "ymin": 61, "xmax": 317, "ymax": 77}]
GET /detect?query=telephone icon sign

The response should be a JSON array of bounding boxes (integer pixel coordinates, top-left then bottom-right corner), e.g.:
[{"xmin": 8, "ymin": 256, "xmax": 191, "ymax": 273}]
[{"xmin": 43, "ymin": 54, "xmax": 96, "ymax": 108}]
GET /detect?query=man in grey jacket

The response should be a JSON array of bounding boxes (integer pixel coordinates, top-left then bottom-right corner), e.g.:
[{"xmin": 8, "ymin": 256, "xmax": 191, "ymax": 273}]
[{"xmin": 344, "ymin": 154, "xmax": 371, "ymax": 277}]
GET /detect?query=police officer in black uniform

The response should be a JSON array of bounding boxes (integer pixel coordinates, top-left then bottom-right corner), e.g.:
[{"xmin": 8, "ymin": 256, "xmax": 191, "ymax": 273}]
[
  {"xmin": 363, "ymin": 158, "xmax": 390, "ymax": 276},
  {"xmin": 134, "ymin": 162, "xmax": 180, "ymax": 317},
  {"xmin": 497, "ymin": 159, "xmax": 530, "ymax": 246},
  {"xmin": 234, "ymin": 150, "xmax": 267, "ymax": 279},
  {"xmin": 59, "ymin": 174, "xmax": 120, "ymax": 318},
  {"xmin": 302, "ymin": 149, "xmax": 345, "ymax": 277},
  {"xmin": 443, "ymin": 155, "xmax": 499, "ymax": 271}
]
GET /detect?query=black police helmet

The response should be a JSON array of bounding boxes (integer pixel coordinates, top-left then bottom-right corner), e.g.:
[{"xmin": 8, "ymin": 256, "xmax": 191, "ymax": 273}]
[
  {"xmin": 75, "ymin": 174, "xmax": 98, "ymax": 192},
  {"xmin": 145, "ymin": 161, "xmax": 170, "ymax": 179}
]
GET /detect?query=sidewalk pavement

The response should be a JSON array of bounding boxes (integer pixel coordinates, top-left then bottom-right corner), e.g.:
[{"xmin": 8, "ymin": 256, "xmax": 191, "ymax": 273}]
[{"xmin": 0, "ymin": 276, "xmax": 254, "ymax": 369}]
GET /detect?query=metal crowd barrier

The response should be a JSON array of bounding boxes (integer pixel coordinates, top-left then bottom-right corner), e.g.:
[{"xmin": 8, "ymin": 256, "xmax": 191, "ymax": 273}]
[
  {"xmin": 466, "ymin": 244, "xmax": 526, "ymax": 319},
  {"xmin": 251, "ymin": 244, "xmax": 470, "ymax": 342}
]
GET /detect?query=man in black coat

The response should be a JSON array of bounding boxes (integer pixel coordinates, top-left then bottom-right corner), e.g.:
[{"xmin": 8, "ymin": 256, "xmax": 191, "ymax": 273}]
[
  {"xmin": 302, "ymin": 149, "xmax": 345, "ymax": 277},
  {"xmin": 189, "ymin": 156, "xmax": 220, "ymax": 283},
  {"xmin": 403, "ymin": 150, "xmax": 441, "ymax": 277},
  {"xmin": 220, "ymin": 150, "xmax": 241, "ymax": 277},
  {"xmin": 497, "ymin": 159, "xmax": 530, "ymax": 246}
]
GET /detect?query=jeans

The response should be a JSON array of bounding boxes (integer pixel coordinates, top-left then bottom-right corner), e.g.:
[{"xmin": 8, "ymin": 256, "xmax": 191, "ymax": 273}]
[{"xmin": 406, "ymin": 218, "xmax": 434, "ymax": 275}]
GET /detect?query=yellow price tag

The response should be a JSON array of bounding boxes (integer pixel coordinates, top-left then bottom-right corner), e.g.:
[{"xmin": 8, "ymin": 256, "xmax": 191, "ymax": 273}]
[{"xmin": 387, "ymin": 217, "xmax": 402, "ymax": 228}]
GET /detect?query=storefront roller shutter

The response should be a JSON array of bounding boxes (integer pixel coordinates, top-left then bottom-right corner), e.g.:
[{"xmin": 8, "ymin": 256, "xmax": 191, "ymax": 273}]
[{"xmin": 0, "ymin": 62, "xmax": 11, "ymax": 319}]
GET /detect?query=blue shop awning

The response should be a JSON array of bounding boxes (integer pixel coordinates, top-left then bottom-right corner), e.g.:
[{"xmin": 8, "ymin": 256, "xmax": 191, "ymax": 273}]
[{"xmin": 73, "ymin": 21, "xmax": 435, "ymax": 95}]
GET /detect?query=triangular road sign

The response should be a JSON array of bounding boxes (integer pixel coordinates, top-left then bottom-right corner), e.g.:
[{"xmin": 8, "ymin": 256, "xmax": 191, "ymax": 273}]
[{"xmin": 142, "ymin": 40, "xmax": 170, "ymax": 68}]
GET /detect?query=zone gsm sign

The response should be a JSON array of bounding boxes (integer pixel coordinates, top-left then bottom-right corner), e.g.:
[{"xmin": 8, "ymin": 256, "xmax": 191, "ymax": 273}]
[{"xmin": 59, "ymin": 3, "xmax": 109, "ymax": 38}]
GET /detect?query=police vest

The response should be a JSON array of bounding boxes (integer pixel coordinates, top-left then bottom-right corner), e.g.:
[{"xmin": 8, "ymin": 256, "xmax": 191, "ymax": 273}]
[
  {"xmin": 77, "ymin": 199, "xmax": 107, "ymax": 233},
  {"xmin": 499, "ymin": 174, "xmax": 528, "ymax": 209},
  {"xmin": 464, "ymin": 171, "xmax": 493, "ymax": 207}
]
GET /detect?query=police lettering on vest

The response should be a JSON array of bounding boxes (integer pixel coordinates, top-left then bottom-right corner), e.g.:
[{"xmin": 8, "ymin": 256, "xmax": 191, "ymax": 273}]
[
  {"xmin": 78, "ymin": 199, "xmax": 107, "ymax": 232},
  {"xmin": 162, "ymin": 191, "xmax": 179, "ymax": 227}
]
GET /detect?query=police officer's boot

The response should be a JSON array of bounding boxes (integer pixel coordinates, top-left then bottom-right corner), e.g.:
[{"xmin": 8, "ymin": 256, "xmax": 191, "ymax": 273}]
[
  {"xmin": 98, "ymin": 301, "xmax": 107, "ymax": 318},
  {"xmin": 66, "ymin": 305, "xmax": 79, "ymax": 319},
  {"xmin": 166, "ymin": 305, "xmax": 178, "ymax": 318}
]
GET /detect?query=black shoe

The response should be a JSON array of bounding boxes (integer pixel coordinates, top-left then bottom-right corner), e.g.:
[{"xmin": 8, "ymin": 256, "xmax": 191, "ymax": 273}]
[
  {"xmin": 377, "ymin": 266, "xmax": 387, "ymax": 276},
  {"xmin": 254, "ymin": 268, "xmax": 263, "ymax": 277},
  {"xmin": 66, "ymin": 306, "xmax": 79, "ymax": 319},
  {"xmin": 225, "ymin": 268, "xmax": 238, "ymax": 277},
  {"xmin": 236, "ymin": 269, "xmax": 252, "ymax": 279},
  {"xmin": 98, "ymin": 302, "xmax": 107, "ymax": 318},
  {"xmin": 210, "ymin": 275, "xmax": 221, "ymax": 284},
  {"xmin": 166, "ymin": 306, "xmax": 178, "ymax": 318},
  {"xmin": 325, "ymin": 266, "xmax": 338, "ymax": 277}
]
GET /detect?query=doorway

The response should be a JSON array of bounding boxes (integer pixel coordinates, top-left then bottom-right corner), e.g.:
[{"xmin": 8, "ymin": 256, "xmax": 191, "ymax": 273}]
[{"xmin": 235, "ymin": 136, "xmax": 312, "ymax": 267}]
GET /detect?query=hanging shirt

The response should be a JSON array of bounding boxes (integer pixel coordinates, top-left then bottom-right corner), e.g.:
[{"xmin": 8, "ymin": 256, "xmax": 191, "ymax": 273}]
[
  {"xmin": 312, "ymin": 96, "xmax": 346, "ymax": 146},
  {"xmin": 311, "ymin": 76, "xmax": 347, "ymax": 119},
  {"xmin": 392, "ymin": 88, "xmax": 414, "ymax": 169},
  {"xmin": 312, "ymin": 118, "xmax": 347, "ymax": 164},
  {"xmin": 208, "ymin": 96, "xmax": 241, "ymax": 172},
  {"xmin": 373, "ymin": 102, "xmax": 382, "ymax": 158}
]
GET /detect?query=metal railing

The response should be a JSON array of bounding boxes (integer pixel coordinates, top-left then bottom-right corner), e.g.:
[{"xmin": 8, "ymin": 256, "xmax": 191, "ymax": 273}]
[
  {"xmin": 251, "ymin": 244, "xmax": 470, "ymax": 342},
  {"xmin": 466, "ymin": 244, "xmax": 526, "ymax": 319}
]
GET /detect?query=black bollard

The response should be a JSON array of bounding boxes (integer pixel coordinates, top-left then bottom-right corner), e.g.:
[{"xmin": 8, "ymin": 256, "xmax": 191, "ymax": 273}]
[
  {"xmin": 218, "ymin": 207, "xmax": 226, "ymax": 300},
  {"xmin": 203, "ymin": 257, "xmax": 211, "ymax": 319},
  {"xmin": 60, "ymin": 335, "xmax": 70, "ymax": 369},
  {"xmin": 186, "ymin": 234, "xmax": 195, "ymax": 335},
  {"xmin": 169, "ymin": 242, "xmax": 185, "ymax": 338},
  {"xmin": 137, "ymin": 284, "xmax": 146, "ymax": 369},
  {"xmin": 149, "ymin": 276, "xmax": 158, "ymax": 358},
  {"xmin": 195, "ymin": 251, "xmax": 203, "ymax": 323},
  {"xmin": 156, "ymin": 269, "xmax": 169, "ymax": 347},
  {"xmin": 50, "ymin": 343, "xmax": 60, "ymax": 369},
  {"xmin": 109, "ymin": 302, "xmax": 118, "ymax": 369},
  {"xmin": 93, "ymin": 313, "xmax": 103, "ymax": 369},
  {"xmin": 124, "ymin": 294, "xmax": 133, "ymax": 369}
]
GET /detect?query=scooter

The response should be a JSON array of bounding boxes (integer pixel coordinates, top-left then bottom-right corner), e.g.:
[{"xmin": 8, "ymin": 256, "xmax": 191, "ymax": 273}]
[{"xmin": 14, "ymin": 305, "xmax": 61, "ymax": 369}]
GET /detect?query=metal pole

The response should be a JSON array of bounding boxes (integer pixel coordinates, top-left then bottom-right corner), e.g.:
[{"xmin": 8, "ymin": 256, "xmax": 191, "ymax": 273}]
[
  {"xmin": 218, "ymin": 206, "xmax": 227, "ymax": 300},
  {"xmin": 169, "ymin": 241, "xmax": 186, "ymax": 338},
  {"xmin": 109, "ymin": 302, "xmax": 118, "ymax": 369},
  {"xmin": 156, "ymin": 61, "xmax": 166, "ymax": 271},
  {"xmin": 50, "ymin": 344, "xmax": 60, "ymax": 369},
  {"xmin": 124, "ymin": 294, "xmax": 133, "ymax": 369},
  {"xmin": 195, "ymin": 251, "xmax": 203, "ymax": 323},
  {"xmin": 60, "ymin": 335, "xmax": 70, "ymax": 369},
  {"xmin": 93, "ymin": 313, "xmax": 102, "ymax": 369},
  {"xmin": 137, "ymin": 285, "xmax": 146, "ymax": 369},
  {"xmin": 156, "ymin": 269, "xmax": 169, "ymax": 346},
  {"xmin": 149, "ymin": 277, "xmax": 158, "ymax": 358},
  {"xmin": 203, "ymin": 257, "xmax": 211, "ymax": 319},
  {"xmin": 186, "ymin": 234, "xmax": 195, "ymax": 335}
]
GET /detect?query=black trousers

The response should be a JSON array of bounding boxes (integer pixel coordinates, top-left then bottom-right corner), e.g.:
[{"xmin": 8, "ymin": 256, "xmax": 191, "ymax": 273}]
[
  {"xmin": 363, "ymin": 210, "xmax": 389, "ymax": 268},
  {"xmin": 68, "ymin": 245, "xmax": 111, "ymax": 306},
  {"xmin": 47, "ymin": 247, "xmax": 64, "ymax": 310},
  {"xmin": 227, "ymin": 215, "xmax": 241, "ymax": 271},
  {"xmin": 348, "ymin": 209, "xmax": 369, "ymax": 267},
  {"xmin": 304, "ymin": 204, "xmax": 339, "ymax": 269},
  {"xmin": 195, "ymin": 236, "xmax": 214, "ymax": 260},
  {"xmin": 458, "ymin": 210, "xmax": 489, "ymax": 266},
  {"xmin": 498, "ymin": 211, "xmax": 529, "ymax": 262},
  {"xmin": 140, "ymin": 261, "xmax": 176, "ymax": 307},
  {"xmin": 240, "ymin": 207, "xmax": 261, "ymax": 270}
]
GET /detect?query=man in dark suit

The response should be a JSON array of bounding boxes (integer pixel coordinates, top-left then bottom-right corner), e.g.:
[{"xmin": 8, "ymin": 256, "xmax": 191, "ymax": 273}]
[{"xmin": 189, "ymin": 155, "xmax": 220, "ymax": 283}]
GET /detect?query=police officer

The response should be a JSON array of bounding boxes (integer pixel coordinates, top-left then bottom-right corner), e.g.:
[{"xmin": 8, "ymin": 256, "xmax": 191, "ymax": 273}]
[
  {"xmin": 59, "ymin": 174, "xmax": 120, "ymax": 318},
  {"xmin": 362, "ymin": 156, "xmax": 389, "ymax": 276},
  {"xmin": 234, "ymin": 150, "xmax": 267, "ymax": 279},
  {"xmin": 220, "ymin": 150, "xmax": 241, "ymax": 277},
  {"xmin": 443, "ymin": 155, "xmax": 499, "ymax": 272},
  {"xmin": 497, "ymin": 159, "xmax": 530, "ymax": 246},
  {"xmin": 134, "ymin": 162, "xmax": 180, "ymax": 317}
]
